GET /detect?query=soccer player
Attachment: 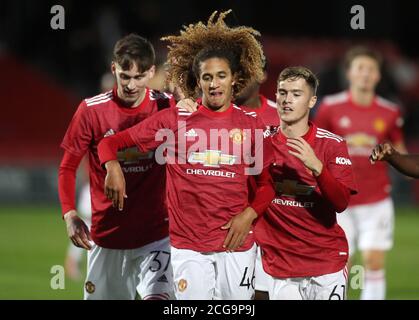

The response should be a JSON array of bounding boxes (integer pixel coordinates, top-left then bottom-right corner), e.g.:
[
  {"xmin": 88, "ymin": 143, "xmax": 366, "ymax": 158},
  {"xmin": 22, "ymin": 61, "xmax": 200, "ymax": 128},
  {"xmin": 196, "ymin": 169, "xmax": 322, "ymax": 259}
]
[
  {"xmin": 58, "ymin": 34, "xmax": 176, "ymax": 300},
  {"xmin": 255, "ymin": 66, "xmax": 357, "ymax": 300},
  {"xmin": 97, "ymin": 10, "xmax": 275, "ymax": 300},
  {"xmin": 314, "ymin": 46, "xmax": 407, "ymax": 300},
  {"xmin": 371, "ymin": 142, "xmax": 419, "ymax": 178}
]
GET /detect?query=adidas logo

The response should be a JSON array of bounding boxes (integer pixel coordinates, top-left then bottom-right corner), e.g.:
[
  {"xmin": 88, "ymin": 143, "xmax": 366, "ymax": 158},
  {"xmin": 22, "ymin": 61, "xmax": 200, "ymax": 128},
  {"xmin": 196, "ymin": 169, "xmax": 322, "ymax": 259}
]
[
  {"xmin": 104, "ymin": 129, "xmax": 115, "ymax": 137},
  {"xmin": 157, "ymin": 274, "xmax": 169, "ymax": 283},
  {"xmin": 184, "ymin": 128, "xmax": 198, "ymax": 137}
]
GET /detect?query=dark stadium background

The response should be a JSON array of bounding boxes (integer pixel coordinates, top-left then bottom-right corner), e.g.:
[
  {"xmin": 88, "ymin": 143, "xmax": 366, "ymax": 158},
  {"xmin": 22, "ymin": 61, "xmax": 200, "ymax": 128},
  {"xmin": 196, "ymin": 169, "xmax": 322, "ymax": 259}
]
[{"xmin": 0, "ymin": 0, "xmax": 418, "ymax": 300}]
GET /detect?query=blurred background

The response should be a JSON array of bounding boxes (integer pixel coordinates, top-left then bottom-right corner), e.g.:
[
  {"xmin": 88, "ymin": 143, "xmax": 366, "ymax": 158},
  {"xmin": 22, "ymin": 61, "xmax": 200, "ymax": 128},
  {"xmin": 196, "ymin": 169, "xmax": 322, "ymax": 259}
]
[{"xmin": 0, "ymin": 0, "xmax": 418, "ymax": 299}]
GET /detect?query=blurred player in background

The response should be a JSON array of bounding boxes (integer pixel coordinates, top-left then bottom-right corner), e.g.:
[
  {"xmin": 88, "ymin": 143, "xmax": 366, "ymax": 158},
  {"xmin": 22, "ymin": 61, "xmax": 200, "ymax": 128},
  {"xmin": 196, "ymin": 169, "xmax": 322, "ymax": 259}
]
[
  {"xmin": 255, "ymin": 66, "xmax": 357, "ymax": 300},
  {"xmin": 314, "ymin": 46, "xmax": 407, "ymax": 299},
  {"xmin": 98, "ymin": 10, "xmax": 275, "ymax": 300},
  {"xmin": 235, "ymin": 60, "xmax": 279, "ymax": 127},
  {"xmin": 371, "ymin": 142, "xmax": 419, "ymax": 178},
  {"xmin": 58, "ymin": 34, "xmax": 176, "ymax": 300}
]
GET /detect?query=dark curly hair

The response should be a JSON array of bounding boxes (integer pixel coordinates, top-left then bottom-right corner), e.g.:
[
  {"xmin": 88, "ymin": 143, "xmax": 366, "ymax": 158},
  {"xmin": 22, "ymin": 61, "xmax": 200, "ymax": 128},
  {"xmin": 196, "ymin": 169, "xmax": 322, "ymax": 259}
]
[{"xmin": 161, "ymin": 10, "xmax": 265, "ymax": 98}]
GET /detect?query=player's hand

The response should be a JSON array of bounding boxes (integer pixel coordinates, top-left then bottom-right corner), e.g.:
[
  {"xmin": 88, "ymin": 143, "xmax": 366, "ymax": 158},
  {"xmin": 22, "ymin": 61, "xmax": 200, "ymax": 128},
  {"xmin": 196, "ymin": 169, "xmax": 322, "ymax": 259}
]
[
  {"xmin": 165, "ymin": 81, "xmax": 186, "ymax": 102},
  {"xmin": 64, "ymin": 210, "xmax": 92, "ymax": 250},
  {"xmin": 287, "ymin": 137, "xmax": 323, "ymax": 176},
  {"xmin": 221, "ymin": 207, "xmax": 258, "ymax": 251},
  {"xmin": 104, "ymin": 160, "xmax": 127, "ymax": 211},
  {"xmin": 370, "ymin": 142, "xmax": 396, "ymax": 164},
  {"xmin": 176, "ymin": 98, "xmax": 198, "ymax": 113}
]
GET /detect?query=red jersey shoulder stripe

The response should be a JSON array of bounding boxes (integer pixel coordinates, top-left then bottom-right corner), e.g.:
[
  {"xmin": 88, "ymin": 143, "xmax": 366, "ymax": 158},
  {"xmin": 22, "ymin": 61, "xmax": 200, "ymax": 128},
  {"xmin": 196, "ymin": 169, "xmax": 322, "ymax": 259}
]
[
  {"xmin": 322, "ymin": 91, "xmax": 349, "ymax": 106},
  {"xmin": 233, "ymin": 104, "xmax": 257, "ymax": 118},
  {"xmin": 85, "ymin": 91, "xmax": 113, "ymax": 107},
  {"xmin": 85, "ymin": 91, "xmax": 112, "ymax": 103},
  {"xmin": 316, "ymin": 128, "xmax": 344, "ymax": 143},
  {"xmin": 375, "ymin": 96, "xmax": 399, "ymax": 112},
  {"xmin": 149, "ymin": 89, "xmax": 173, "ymax": 101},
  {"xmin": 177, "ymin": 108, "xmax": 192, "ymax": 117},
  {"xmin": 267, "ymin": 99, "xmax": 277, "ymax": 108}
]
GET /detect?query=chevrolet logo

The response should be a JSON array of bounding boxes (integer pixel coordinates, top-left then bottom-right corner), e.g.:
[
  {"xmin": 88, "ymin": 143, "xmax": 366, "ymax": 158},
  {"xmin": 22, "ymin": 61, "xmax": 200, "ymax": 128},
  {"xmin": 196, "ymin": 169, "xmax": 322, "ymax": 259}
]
[
  {"xmin": 117, "ymin": 147, "xmax": 153, "ymax": 164},
  {"xmin": 188, "ymin": 150, "xmax": 236, "ymax": 167},
  {"xmin": 275, "ymin": 179, "xmax": 315, "ymax": 197}
]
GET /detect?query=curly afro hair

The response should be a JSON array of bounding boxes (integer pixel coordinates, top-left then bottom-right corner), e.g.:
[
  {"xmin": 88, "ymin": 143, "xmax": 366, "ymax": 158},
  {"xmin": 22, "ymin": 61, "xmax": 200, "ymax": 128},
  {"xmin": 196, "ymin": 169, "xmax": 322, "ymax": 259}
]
[{"xmin": 161, "ymin": 10, "xmax": 265, "ymax": 99}]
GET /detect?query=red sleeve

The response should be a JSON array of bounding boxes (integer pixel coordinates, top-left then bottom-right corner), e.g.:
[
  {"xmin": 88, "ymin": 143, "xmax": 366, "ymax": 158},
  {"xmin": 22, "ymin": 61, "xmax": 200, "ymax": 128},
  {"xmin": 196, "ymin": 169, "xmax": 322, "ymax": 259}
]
[
  {"xmin": 313, "ymin": 102, "xmax": 330, "ymax": 130},
  {"xmin": 58, "ymin": 151, "xmax": 84, "ymax": 216},
  {"xmin": 127, "ymin": 108, "xmax": 177, "ymax": 152},
  {"xmin": 97, "ymin": 130, "xmax": 135, "ymax": 166},
  {"xmin": 320, "ymin": 140, "xmax": 358, "ymax": 213},
  {"xmin": 388, "ymin": 108, "xmax": 404, "ymax": 145},
  {"xmin": 249, "ymin": 167, "xmax": 275, "ymax": 216},
  {"xmin": 315, "ymin": 166, "xmax": 351, "ymax": 213},
  {"xmin": 61, "ymin": 101, "xmax": 92, "ymax": 157}
]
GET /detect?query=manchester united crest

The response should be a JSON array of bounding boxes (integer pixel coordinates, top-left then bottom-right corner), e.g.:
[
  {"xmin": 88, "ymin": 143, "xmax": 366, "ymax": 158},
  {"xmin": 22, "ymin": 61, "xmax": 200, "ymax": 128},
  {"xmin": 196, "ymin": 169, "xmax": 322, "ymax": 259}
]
[
  {"xmin": 373, "ymin": 118, "xmax": 386, "ymax": 133},
  {"xmin": 229, "ymin": 128, "xmax": 246, "ymax": 144},
  {"xmin": 85, "ymin": 281, "xmax": 96, "ymax": 294},
  {"xmin": 178, "ymin": 279, "xmax": 188, "ymax": 292}
]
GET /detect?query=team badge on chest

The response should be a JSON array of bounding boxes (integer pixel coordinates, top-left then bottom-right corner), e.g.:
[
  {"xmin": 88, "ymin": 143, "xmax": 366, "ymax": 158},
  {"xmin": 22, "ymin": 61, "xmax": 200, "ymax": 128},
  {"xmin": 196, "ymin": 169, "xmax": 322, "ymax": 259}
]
[{"xmin": 229, "ymin": 128, "xmax": 246, "ymax": 144}]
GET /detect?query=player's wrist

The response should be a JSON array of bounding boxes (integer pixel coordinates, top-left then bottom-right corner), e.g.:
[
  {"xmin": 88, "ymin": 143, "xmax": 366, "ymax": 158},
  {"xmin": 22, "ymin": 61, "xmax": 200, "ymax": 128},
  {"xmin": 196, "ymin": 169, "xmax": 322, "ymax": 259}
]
[
  {"xmin": 387, "ymin": 148, "xmax": 400, "ymax": 160},
  {"xmin": 63, "ymin": 210, "xmax": 78, "ymax": 222},
  {"xmin": 105, "ymin": 160, "xmax": 120, "ymax": 171},
  {"xmin": 244, "ymin": 206, "xmax": 259, "ymax": 221},
  {"xmin": 311, "ymin": 161, "xmax": 323, "ymax": 176}
]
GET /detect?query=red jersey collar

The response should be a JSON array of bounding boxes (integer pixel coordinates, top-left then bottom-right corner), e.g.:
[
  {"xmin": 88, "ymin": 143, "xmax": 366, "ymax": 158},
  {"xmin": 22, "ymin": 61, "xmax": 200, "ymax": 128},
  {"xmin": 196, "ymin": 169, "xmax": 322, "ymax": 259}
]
[
  {"xmin": 113, "ymin": 86, "xmax": 151, "ymax": 115},
  {"xmin": 277, "ymin": 121, "xmax": 317, "ymax": 146},
  {"xmin": 239, "ymin": 95, "xmax": 268, "ymax": 114},
  {"xmin": 197, "ymin": 101, "xmax": 234, "ymax": 118},
  {"xmin": 257, "ymin": 95, "xmax": 268, "ymax": 113},
  {"xmin": 347, "ymin": 90, "xmax": 377, "ymax": 109}
]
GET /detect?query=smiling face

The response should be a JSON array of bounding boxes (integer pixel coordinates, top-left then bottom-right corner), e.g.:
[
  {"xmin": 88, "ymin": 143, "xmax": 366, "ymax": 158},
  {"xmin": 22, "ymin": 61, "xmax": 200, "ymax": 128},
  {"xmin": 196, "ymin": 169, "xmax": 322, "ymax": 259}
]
[
  {"xmin": 112, "ymin": 61, "xmax": 155, "ymax": 107},
  {"xmin": 276, "ymin": 77, "xmax": 317, "ymax": 125},
  {"xmin": 198, "ymin": 57, "xmax": 235, "ymax": 112}
]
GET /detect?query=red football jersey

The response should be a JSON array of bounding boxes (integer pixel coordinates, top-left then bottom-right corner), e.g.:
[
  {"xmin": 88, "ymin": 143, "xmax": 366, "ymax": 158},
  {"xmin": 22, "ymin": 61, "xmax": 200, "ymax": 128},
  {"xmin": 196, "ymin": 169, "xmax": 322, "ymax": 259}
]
[
  {"xmin": 61, "ymin": 87, "xmax": 175, "ymax": 249},
  {"xmin": 314, "ymin": 91, "xmax": 404, "ymax": 205},
  {"xmin": 255, "ymin": 122, "xmax": 357, "ymax": 278},
  {"xmin": 126, "ymin": 104, "xmax": 272, "ymax": 252},
  {"xmin": 242, "ymin": 95, "xmax": 280, "ymax": 127}
]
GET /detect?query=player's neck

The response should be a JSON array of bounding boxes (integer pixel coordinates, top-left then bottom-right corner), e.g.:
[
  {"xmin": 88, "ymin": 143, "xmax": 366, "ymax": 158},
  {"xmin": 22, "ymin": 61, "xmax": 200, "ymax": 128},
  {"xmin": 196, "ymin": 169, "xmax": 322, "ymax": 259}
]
[
  {"xmin": 281, "ymin": 120, "xmax": 310, "ymax": 138},
  {"xmin": 117, "ymin": 88, "xmax": 146, "ymax": 108},
  {"xmin": 350, "ymin": 88, "xmax": 375, "ymax": 107},
  {"xmin": 202, "ymin": 98, "xmax": 232, "ymax": 112},
  {"xmin": 239, "ymin": 93, "xmax": 261, "ymax": 109}
]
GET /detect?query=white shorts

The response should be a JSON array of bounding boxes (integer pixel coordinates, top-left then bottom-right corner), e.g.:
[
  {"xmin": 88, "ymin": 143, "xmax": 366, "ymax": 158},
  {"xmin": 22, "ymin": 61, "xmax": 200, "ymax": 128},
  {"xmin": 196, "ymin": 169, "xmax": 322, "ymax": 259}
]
[
  {"xmin": 77, "ymin": 183, "xmax": 92, "ymax": 225},
  {"xmin": 337, "ymin": 197, "xmax": 394, "ymax": 256},
  {"xmin": 84, "ymin": 237, "xmax": 173, "ymax": 300},
  {"xmin": 254, "ymin": 245, "xmax": 270, "ymax": 292},
  {"xmin": 171, "ymin": 243, "xmax": 257, "ymax": 300},
  {"xmin": 269, "ymin": 267, "xmax": 348, "ymax": 300}
]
